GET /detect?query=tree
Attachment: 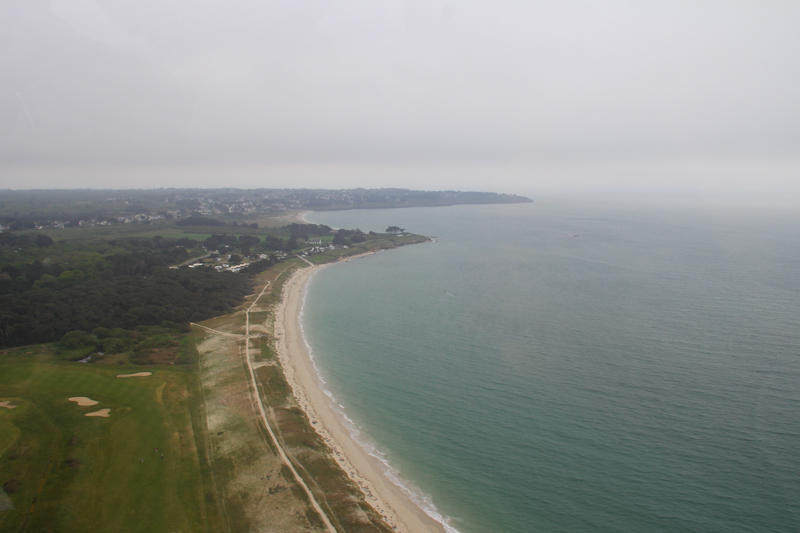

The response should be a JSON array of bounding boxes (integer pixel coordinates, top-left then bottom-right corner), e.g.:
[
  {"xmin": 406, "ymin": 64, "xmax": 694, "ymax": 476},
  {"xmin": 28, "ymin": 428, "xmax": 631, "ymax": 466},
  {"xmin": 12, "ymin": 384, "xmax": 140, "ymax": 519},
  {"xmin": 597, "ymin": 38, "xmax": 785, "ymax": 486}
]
[
  {"xmin": 386, "ymin": 226, "xmax": 405, "ymax": 233},
  {"xmin": 36, "ymin": 234, "xmax": 54, "ymax": 248},
  {"xmin": 61, "ymin": 330, "xmax": 96, "ymax": 349},
  {"xmin": 102, "ymin": 337, "xmax": 127, "ymax": 354},
  {"xmin": 237, "ymin": 235, "xmax": 260, "ymax": 249}
]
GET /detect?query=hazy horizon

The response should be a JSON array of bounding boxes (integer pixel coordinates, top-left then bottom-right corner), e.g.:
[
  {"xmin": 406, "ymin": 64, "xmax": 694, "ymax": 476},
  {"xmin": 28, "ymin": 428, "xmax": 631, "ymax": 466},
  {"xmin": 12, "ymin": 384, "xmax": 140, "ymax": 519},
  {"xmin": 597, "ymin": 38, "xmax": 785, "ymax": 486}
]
[{"xmin": 1, "ymin": 1, "xmax": 798, "ymax": 196}]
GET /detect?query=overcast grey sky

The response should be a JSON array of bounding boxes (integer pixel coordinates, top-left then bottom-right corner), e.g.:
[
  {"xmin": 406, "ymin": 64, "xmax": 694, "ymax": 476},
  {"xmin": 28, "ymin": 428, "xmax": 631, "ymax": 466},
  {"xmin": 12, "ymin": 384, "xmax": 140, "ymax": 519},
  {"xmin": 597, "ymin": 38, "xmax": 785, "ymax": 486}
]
[{"xmin": 1, "ymin": 0, "xmax": 798, "ymax": 194}]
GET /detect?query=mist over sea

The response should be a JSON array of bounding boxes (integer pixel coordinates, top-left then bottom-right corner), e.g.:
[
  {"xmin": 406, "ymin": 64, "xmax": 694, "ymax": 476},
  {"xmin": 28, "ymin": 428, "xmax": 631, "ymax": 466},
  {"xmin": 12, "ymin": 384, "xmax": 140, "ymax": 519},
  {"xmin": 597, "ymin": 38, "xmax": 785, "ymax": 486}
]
[{"xmin": 304, "ymin": 200, "xmax": 800, "ymax": 533}]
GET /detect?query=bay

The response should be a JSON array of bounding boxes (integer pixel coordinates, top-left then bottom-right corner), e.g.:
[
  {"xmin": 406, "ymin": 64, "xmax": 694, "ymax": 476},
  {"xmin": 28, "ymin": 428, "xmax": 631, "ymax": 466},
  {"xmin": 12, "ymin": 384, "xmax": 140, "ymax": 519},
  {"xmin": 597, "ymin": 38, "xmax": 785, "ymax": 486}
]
[{"xmin": 304, "ymin": 200, "xmax": 800, "ymax": 532}]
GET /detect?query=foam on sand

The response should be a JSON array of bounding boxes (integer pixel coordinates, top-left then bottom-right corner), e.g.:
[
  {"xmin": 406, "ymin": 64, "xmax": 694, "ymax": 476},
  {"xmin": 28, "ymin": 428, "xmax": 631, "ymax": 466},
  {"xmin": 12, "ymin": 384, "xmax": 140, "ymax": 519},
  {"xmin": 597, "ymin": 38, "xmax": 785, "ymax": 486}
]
[
  {"xmin": 116, "ymin": 372, "xmax": 152, "ymax": 378},
  {"xmin": 0, "ymin": 401, "xmax": 17, "ymax": 409},
  {"xmin": 68, "ymin": 397, "xmax": 98, "ymax": 406},
  {"xmin": 85, "ymin": 408, "xmax": 111, "ymax": 417}
]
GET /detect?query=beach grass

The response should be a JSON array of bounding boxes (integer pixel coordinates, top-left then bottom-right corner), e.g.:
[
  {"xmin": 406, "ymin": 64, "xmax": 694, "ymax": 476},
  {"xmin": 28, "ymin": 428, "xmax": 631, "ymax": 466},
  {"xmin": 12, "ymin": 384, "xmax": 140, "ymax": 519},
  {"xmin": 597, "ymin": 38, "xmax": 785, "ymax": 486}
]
[
  {"xmin": 255, "ymin": 362, "xmax": 394, "ymax": 533},
  {"xmin": 0, "ymin": 356, "xmax": 218, "ymax": 533}
]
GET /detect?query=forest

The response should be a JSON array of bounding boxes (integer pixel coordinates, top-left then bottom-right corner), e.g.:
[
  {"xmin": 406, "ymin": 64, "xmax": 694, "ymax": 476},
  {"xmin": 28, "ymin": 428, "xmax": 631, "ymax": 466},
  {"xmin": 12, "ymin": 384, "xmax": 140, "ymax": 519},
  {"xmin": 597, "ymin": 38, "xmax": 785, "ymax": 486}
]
[
  {"xmin": 0, "ymin": 207, "xmax": 420, "ymax": 352},
  {"xmin": 0, "ymin": 234, "xmax": 256, "ymax": 349}
]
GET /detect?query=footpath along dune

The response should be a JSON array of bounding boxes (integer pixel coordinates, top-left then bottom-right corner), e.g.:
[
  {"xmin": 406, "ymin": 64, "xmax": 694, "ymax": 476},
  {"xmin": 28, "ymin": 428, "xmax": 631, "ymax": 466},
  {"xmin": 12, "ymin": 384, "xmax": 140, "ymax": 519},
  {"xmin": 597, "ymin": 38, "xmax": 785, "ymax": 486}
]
[{"xmin": 275, "ymin": 262, "xmax": 447, "ymax": 533}]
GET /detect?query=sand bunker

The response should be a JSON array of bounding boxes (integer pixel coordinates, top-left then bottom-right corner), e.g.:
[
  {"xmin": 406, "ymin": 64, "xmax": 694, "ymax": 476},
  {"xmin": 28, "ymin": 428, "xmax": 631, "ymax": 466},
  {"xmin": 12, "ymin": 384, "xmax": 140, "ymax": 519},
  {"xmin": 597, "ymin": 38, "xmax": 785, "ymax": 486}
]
[
  {"xmin": 85, "ymin": 409, "xmax": 110, "ymax": 417},
  {"xmin": 0, "ymin": 401, "xmax": 17, "ymax": 409},
  {"xmin": 116, "ymin": 372, "xmax": 152, "ymax": 378},
  {"xmin": 68, "ymin": 397, "xmax": 98, "ymax": 406}
]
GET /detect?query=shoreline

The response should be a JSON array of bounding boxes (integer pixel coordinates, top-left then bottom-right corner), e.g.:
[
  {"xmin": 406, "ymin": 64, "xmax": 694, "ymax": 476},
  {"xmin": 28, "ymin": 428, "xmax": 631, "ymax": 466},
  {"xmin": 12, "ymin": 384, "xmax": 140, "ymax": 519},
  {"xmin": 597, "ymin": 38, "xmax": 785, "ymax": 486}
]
[
  {"xmin": 274, "ymin": 256, "xmax": 448, "ymax": 533},
  {"xmin": 296, "ymin": 210, "xmax": 313, "ymax": 223}
]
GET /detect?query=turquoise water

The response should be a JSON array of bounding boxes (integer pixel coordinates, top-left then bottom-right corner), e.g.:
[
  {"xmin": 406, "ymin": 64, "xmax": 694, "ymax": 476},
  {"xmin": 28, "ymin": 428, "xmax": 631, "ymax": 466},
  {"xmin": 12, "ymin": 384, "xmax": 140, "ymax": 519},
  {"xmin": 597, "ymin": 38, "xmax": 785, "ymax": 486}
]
[{"xmin": 304, "ymin": 200, "xmax": 800, "ymax": 533}]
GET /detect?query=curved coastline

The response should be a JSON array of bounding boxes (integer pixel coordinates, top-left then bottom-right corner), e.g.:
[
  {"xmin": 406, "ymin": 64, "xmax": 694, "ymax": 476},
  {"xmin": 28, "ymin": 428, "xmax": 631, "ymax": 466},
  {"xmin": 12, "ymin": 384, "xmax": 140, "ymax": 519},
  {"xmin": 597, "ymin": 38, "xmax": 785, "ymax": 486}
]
[
  {"xmin": 297, "ymin": 210, "xmax": 313, "ymax": 223},
  {"xmin": 275, "ymin": 258, "xmax": 449, "ymax": 533}
]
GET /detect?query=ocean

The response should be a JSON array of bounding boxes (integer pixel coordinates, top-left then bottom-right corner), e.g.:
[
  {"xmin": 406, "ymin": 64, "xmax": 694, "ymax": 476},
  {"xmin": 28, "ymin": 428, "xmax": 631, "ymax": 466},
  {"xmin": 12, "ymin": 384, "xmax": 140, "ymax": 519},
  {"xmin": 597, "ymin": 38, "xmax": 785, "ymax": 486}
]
[{"xmin": 303, "ymin": 199, "xmax": 800, "ymax": 533}]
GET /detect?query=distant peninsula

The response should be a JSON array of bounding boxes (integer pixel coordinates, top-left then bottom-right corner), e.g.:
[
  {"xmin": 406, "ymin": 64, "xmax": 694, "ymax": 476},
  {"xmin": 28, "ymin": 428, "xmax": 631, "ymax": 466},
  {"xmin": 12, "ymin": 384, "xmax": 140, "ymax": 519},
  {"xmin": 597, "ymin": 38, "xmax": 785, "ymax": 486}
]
[{"xmin": 0, "ymin": 188, "xmax": 531, "ymax": 224}]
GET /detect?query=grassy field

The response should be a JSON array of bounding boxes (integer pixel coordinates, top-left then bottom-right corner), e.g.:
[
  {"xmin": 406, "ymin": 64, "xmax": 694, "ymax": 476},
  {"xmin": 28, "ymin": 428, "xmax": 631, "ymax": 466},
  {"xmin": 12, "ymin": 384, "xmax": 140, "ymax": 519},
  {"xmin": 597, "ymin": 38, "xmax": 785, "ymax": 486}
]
[
  {"xmin": 0, "ymin": 351, "xmax": 217, "ymax": 533},
  {"xmin": 170, "ymin": 233, "xmax": 253, "ymax": 242}
]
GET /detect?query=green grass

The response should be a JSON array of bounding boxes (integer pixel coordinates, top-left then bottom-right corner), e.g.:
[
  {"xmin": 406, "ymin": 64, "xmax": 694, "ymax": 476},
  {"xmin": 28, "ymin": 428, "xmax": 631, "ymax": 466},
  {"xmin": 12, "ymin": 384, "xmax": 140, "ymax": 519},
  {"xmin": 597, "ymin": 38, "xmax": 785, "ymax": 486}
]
[
  {"xmin": 53, "ymin": 345, "xmax": 96, "ymax": 362},
  {"xmin": 0, "ymin": 359, "xmax": 216, "ymax": 533},
  {"xmin": 0, "ymin": 417, "xmax": 20, "ymax": 458},
  {"xmin": 169, "ymin": 233, "xmax": 252, "ymax": 242},
  {"xmin": 32, "ymin": 220, "xmax": 178, "ymax": 243}
]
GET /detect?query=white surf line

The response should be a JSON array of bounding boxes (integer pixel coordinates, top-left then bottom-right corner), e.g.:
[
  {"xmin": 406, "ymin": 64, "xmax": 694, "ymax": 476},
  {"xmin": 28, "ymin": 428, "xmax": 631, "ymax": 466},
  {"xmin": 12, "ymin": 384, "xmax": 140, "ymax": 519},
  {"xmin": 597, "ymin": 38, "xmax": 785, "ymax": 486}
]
[{"xmin": 245, "ymin": 269, "xmax": 337, "ymax": 533}]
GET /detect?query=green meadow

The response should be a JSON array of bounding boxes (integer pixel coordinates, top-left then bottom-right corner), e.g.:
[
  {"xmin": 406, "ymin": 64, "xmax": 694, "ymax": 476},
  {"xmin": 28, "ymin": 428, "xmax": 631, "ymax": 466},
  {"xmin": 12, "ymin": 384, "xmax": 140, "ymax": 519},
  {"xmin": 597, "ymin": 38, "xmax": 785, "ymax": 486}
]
[{"xmin": 0, "ymin": 352, "xmax": 217, "ymax": 533}]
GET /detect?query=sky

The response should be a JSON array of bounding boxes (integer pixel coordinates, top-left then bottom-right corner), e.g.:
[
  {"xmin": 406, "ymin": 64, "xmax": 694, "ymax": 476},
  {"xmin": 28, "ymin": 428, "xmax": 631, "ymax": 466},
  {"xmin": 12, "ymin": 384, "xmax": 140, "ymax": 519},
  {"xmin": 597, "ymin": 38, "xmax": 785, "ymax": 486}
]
[{"xmin": 0, "ymin": 0, "xmax": 798, "ymax": 195}]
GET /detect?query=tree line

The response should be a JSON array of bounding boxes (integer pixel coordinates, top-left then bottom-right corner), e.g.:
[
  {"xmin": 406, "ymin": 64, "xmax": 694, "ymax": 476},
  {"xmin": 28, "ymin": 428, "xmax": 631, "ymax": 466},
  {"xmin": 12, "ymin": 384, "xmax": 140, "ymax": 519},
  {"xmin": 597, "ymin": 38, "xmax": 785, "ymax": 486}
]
[{"xmin": 0, "ymin": 234, "xmax": 270, "ymax": 349}]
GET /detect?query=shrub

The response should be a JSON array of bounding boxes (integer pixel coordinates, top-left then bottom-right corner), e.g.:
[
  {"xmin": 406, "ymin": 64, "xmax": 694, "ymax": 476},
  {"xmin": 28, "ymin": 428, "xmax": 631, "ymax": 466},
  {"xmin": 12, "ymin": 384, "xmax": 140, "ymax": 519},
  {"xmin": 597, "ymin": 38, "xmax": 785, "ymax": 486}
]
[
  {"xmin": 61, "ymin": 330, "xmax": 96, "ymax": 350},
  {"xmin": 3, "ymin": 479, "xmax": 20, "ymax": 494},
  {"xmin": 108, "ymin": 328, "xmax": 132, "ymax": 339},
  {"xmin": 92, "ymin": 327, "xmax": 110, "ymax": 339},
  {"xmin": 129, "ymin": 353, "xmax": 150, "ymax": 365},
  {"xmin": 102, "ymin": 338, "xmax": 127, "ymax": 354}
]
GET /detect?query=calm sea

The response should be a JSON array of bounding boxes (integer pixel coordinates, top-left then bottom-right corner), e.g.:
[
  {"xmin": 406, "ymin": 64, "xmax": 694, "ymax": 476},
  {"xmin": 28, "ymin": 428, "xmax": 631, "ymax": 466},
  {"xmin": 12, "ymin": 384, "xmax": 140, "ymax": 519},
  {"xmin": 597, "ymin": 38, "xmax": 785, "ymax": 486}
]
[{"xmin": 304, "ymin": 199, "xmax": 800, "ymax": 533}]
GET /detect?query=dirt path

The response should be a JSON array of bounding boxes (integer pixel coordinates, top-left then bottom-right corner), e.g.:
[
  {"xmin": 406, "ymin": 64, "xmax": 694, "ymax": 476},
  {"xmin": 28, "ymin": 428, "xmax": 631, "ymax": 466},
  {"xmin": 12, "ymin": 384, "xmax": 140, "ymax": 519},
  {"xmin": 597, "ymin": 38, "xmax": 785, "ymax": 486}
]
[
  {"xmin": 243, "ymin": 270, "xmax": 336, "ymax": 533},
  {"xmin": 190, "ymin": 323, "xmax": 247, "ymax": 338},
  {"xmin": 295, "ymin": 254, "xmax": 315, "ymax": 266},
  {"xmin": 178, "ymin": 253, "xmax": 212, "ymax": 267},
  {"xmin": 194, "ymin": 267, "xmax": 333, "ymax": 533}
]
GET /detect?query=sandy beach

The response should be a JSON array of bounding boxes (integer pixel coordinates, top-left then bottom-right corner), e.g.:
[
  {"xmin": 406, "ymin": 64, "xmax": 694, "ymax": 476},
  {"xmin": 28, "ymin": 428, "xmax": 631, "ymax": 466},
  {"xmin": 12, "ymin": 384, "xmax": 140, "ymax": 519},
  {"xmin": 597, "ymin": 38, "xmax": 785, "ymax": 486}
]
[{"xmin": 274, "ymin": 260, "xmax": 447, "ymax": 533}]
